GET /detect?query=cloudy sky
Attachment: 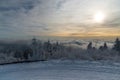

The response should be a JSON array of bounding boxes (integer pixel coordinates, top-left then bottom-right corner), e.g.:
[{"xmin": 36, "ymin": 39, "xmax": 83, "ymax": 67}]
[{"xmin": 0, "ymin": 0, "xmax": 120, "ymax": 39}]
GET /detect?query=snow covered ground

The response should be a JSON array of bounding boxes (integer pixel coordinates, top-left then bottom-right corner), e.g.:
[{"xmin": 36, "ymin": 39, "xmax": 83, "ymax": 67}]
[{"xmin": 0, "ymin": 60, "xmax": 120, "ymax": 80}]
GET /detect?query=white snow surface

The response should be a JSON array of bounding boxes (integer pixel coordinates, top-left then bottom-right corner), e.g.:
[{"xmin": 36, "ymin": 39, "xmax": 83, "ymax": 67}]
[{"xmin": 0, "ymin": 60, "xmax": 120, "ymax": 80}]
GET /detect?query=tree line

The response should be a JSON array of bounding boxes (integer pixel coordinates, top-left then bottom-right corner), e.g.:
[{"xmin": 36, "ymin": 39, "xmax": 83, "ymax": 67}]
[{"xmin": 0, "ymin": 38, "xmax": 120, "ymax": 64}]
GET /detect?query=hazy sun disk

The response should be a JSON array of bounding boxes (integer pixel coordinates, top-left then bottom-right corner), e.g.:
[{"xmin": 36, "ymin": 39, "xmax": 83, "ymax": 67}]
[{"xmin": 94, "ymin": 11, "xmax": 105, "ymax": 23}]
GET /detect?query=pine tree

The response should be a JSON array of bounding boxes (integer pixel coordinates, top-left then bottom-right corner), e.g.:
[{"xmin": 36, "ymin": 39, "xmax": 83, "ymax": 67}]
[
  {"xmin": 99, "ymin": 43, "xmax": 108, "ymax": 51},
  {"xmin": 31, "ymin": 37, "xmax": 39, "ymax": 60},
  {"xmin": 113, "ymin": 38, "xmax": 120, "ymax": 52},
  {"xmin": 103, "ymin": 42, "xmax": 108, "ymax": 50},
  {"xmin": 99, "ymin": 46, "xmax": 103, "ymax": 51},
  {"xmin": 87, "ymin": 42, "xmax": 93, "ymax": 50}
]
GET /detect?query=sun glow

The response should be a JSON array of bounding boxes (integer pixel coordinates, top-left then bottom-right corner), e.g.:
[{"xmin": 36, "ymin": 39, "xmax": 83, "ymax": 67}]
[{"xmin": 94, "ymin": 11, "xmax": 105, "ymax": 23}]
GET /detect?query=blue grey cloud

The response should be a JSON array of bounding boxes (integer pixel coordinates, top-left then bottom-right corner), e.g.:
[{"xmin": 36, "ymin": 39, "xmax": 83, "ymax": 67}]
[
  {"xmin": 56, "ymin": 0, "xmax": 66, "ymax": 10},
  {"xmin": 0, "ymin": 0, "xmax": 40, "ymax": 12}
]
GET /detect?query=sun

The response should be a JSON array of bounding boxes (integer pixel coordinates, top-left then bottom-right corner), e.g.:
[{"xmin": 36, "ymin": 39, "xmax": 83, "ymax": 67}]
[{"xmin": 94, "ymin": 11, "xmax": 105, "ymax": 23}]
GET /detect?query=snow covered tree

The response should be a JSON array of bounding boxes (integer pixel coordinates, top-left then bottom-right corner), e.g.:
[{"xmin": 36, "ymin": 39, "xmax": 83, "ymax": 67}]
[
  {"xmin": 99, "ymin": 42, "xmax": 108, "ymax": 51},
  {"xmin": 99, "ymin": 46, "xmax": 104, "ymax": 51},
  {"xmin": 44, "ymin": 40, "xmax": 53, "ymax": 54},
  {"xmin": 23, "ymin": 48, "xmax": 33, "ymax": 60},
  {"xmin": 31, "ymin": 37, "xmax": 39, "ymax": 60},
  {"xmin": 113, "ymin": 38, "xmax": 120, "ymax": 53},
  {"xmin": 87, "ymin": 42, "xmax": 93, "ymax": 50},
  {"xmin": 103, "ymin": 42, "xmax": 108, "ymax": 50}
]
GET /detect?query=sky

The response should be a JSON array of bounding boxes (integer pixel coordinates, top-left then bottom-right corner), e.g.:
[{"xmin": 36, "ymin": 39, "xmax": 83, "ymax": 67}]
[{"xmin": 0, "ymin": 0, "xmax": 120, "ymax": 39}]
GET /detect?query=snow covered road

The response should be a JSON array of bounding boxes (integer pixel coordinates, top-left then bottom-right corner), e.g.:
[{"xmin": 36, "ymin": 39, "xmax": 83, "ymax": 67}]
[{"xmin": 0, "ymin": 60, "xmax": 120, "ymax": 80}]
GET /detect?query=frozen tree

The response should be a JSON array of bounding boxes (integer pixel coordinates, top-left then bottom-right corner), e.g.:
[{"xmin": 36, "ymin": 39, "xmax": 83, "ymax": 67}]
[
  {"xmin": 43, "ymin": 40, "xmax": 53, "ymax": 55},
  {"xmin": 103, "ymin": 42, "xmax": 108, "ymax": 50},
  {"xmin": 53, "ymin": 41, "xmax": 59, "ymax": 51},
  {"xmin": 113, "ymin": 38, "xmax": 120, "ymax": 53},
  {"xmin": 99, "ymin": 46, "xmax": 104, "ymax": 51},
  {"xmin": 31, "ymin": 37, "xmax": 39, "ymax": 60},
  {"xmin": 87, "ymin": 42, "xmax": 93, "ymax": 50},
  {"xmin": 99, "ymin": 43, "xmax": 108, "ymax": 51}
]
